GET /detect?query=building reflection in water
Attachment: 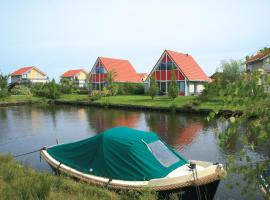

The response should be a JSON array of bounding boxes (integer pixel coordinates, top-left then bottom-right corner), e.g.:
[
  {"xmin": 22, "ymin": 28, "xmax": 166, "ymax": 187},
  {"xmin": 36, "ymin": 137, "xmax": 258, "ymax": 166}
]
[
  {"xmin": 86, "ymin": 107, "xmax": 204, "ymax": 150},
  {"xmin": 144, "ymin": 112, "xmax": 203, "ymax": 148},
  {"xmin": 86, "ymin": 108, "xmax": 141, "ymax": 133}
]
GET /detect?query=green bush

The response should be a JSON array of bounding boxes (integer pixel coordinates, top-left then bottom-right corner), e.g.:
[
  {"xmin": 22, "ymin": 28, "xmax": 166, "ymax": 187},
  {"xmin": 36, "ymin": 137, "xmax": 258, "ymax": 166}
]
[
  {"xmin": 31, "ymin": 80, "xmax": 61, "ymax": 99},
  {"xmin": 0, "ymin": 73, "xmax": 10, "ymax": 99},
  {"xmin": 89, "ymin": 91, "xmax": 102, "ymax": 101},
  {"xmin": 148, "ymin": 77, "xmax": 158, "ymax": 100},
  {"xmin": 0, "ymin": 88, "xmax": 10, "ymax": 99},
  {"xmin": 73, "ymin": 88, "xmax": 89, "ymax": 95},
  {"xmin": 10, "ymin": 85, "xmax": 31, "ymax": 95},
  {"xmin": 117, "ymin": 83, "xmax": 144, "ymax": 95}
]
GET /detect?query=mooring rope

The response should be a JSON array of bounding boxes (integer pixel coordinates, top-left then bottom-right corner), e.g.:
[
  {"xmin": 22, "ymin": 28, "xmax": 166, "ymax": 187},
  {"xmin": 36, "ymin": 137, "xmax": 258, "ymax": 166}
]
[
  {"xmin": 189, "ymin": 162, "xmax": 202, "ymax": 200},
  {"xmin": 13, "ymin": 148, "xmax": 44, "ymax": 158}
]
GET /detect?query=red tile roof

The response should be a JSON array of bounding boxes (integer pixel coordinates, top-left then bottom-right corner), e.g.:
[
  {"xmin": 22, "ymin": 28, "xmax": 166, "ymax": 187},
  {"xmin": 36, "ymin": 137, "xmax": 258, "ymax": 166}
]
[
  {"xmin": 99, "ymin": 57, "xmax": 142, "ymax": 83},
  {"xmin": 245, "ymin": 49, "xmax": 270, "ymax": 64},
  {"xmin": 138, "ymin": 73, "xmax": 147, "ymax": 80},
  {"xmin": 62, "ymin": 69, "xmax": 87, "ymax": 77},
  {"xmin": 11, "ymin": 66, "xmax": 33, "ymax": 76},
  {"xmin": 11, "ymin": 66, "xmax": 46, "ymax": 76},
  {"xmin": 166, "ymin": 50, "xmax": 210, "ymax": 81}
]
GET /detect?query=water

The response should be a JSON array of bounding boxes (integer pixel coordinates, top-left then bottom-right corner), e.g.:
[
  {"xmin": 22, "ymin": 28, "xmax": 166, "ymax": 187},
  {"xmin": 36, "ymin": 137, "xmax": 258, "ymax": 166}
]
[{"xmin": 0, "ymin": 105, "xmax": 264, "ymax": 199}]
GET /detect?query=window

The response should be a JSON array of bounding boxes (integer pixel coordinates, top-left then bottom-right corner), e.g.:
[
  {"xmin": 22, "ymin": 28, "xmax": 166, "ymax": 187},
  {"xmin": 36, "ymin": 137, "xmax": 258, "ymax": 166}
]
[
  {"xmin": 96, "ymin": 66, "xmax": 105, "ymax": 74},
  {"xmin": 147, "ymin": 140, "xmax": 180, "ymax": 167}
]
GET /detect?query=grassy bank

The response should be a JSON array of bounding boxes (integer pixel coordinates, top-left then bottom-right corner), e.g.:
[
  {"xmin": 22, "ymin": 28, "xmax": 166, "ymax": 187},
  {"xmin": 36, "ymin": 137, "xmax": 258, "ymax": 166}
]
[
  {"xmin": 58, "ymin": 94, "xmax": 246, "ymax": 111},
  {"xmin": 0, "ymin": 154, "xmax": 156, "ymax": 200},
  {"xmin": 0, "ymin": 94, "xmax": 248, "ymax": 112},
  {"xmin": 0, "ymin": 95, "xmax": 46, "ymax": 104}
]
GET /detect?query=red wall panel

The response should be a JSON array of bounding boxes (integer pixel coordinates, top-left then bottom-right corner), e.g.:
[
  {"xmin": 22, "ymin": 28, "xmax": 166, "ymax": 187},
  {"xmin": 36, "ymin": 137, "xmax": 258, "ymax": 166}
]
[
  {"xmin": 153, "ymin": 70, "xmax": 184, "ymax": 81},
  {"xmin": 90, "ymin": 73, "xmax": 107, "ymax": 83}
]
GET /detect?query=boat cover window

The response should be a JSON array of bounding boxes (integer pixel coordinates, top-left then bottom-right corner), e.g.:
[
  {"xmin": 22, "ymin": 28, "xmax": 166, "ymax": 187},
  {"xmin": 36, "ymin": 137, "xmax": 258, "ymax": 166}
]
[{"xmin": 148, "ymin": 140, "xmax": 180, "ymax": 167}]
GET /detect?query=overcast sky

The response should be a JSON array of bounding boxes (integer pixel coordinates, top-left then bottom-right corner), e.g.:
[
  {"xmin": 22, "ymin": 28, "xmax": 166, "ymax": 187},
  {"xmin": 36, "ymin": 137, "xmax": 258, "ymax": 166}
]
[{"xmin": 0, "ymin": 0, "xmax": 269, "ymax": 81}]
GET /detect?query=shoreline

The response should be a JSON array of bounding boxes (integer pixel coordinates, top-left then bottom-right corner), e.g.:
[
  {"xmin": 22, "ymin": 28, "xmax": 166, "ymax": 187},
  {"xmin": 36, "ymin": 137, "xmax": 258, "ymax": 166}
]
[
  {"xmin": 0, "ymin": 95, "xmax": 243, "ymax": 117},
  {"xmin": 53, "ymin": 100, "xmax": 243, "ymax": 117}
]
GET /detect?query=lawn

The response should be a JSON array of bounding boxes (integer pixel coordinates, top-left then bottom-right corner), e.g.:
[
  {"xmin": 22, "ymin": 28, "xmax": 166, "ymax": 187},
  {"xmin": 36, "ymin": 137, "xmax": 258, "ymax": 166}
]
[
  {"xmin": 0, "ymin": 95, "xmax": 45, "ymax": 103},
  {"xmin": 1, "ymin": 94, "xmax": 247, "ymax": 112},
  {"xmin": 58, "ymin": 94, "xmax": 244, "ymax": 111}
]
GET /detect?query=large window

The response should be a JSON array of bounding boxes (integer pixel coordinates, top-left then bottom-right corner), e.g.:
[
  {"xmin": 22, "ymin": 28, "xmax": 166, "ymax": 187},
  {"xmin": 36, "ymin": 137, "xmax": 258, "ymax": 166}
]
[
  {"xmin": 148, "ymin": 140, "xmax": 180, "ymax": 167},
  {"xmin": 157, "ymin": 62, "xmax": 176, "ymax": 70},
  {"xmin": 95, "ymin": 67, "xmax": 105, "ymax": 74}
]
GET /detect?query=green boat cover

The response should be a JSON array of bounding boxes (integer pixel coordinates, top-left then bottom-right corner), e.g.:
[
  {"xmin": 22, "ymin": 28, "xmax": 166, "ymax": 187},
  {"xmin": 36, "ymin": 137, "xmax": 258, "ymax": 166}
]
[{"xmin": 47, "ymin": 127, "xmax": 188, "ymax": 181}]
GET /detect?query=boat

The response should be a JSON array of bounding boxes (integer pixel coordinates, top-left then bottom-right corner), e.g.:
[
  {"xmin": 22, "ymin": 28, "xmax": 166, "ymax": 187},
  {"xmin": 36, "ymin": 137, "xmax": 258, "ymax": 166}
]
[{"xmin": 41, "ymin": 126, "xmax": 226, "ymax": 199}]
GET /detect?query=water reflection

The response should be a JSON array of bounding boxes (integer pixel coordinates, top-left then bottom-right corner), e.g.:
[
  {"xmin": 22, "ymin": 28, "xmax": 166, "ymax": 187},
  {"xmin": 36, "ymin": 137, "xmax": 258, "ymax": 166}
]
[
  {"xmin": 86, "ymin": 108, "xmax": 141, "ymax": 133},
  {"xmin": 0, "ymin": 105, "xmax": 265, "ymax": 199},
  {"xmin": 145, "ymin": 112, "xmax": 204, "ymax": 148}
]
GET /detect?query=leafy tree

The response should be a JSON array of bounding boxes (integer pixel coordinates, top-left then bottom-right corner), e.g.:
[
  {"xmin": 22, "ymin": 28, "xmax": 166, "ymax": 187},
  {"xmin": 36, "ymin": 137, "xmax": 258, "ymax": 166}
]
[
  {"xmin": 205, "ymin": 70, "xmax": 270, "ymax": 199},
  {"xmin": 200, "ymin": 59, "xmax": 244, "ymax": 101},
  {"xmin": 47, "ymin": 79, "xmax": 60, "ymax": 99},
  {"xmin": 105, "ymin": 71, "xmax": 118, "ymax": 95},
  {"xmin": 60, "ymin": 78, "xmax": 73, "ymax": 94},
  {"xmin": 219, "ymin": 59, "xmax": 245, "ymax": 85},
  {"xmin": 0, "ymin": 73, "xmax": 10, "ymax": 98},
  {"xmin": 168, "ymin": 70, "xmax": 178, "ymax": 100},
  {"xmin": 149, "ymin": 76, "xmax": 158, "ymax": 100}
]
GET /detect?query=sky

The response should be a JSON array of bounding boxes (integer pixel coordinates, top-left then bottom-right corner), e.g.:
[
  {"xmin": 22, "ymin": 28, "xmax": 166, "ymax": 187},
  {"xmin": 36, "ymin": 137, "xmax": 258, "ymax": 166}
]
[{"xmin": 0, "ymin": 0, "xmax": 269, "ymax": 81}]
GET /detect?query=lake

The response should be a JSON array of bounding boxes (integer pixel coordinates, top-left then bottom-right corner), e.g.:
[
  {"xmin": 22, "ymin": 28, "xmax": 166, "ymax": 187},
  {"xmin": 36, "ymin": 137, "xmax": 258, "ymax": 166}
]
[{"xmin": 0, "ymin": 105, "xmax": 263, "ymax": 199}]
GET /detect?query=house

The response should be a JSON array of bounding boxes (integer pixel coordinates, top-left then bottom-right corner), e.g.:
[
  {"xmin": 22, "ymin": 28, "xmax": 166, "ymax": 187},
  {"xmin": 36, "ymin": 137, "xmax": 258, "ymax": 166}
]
[
  {"xmin": 145, "ymin": 50, "xmax": 210, "ymax": 96},
  {"xmin": 89, "ymin": 57, "xmax": 142, "ymax": 90},
  {"xmin": 10, "ymin": 66, "xmax": 48, "ymax": 84},
  {"xmin": 61, "ymin": 69, "xmax": 88, "ymax": 87},
  {"xmin": 245, "ymin": 49, "xmax": 270, "ymax": 74},
  {"xmin": 138, "ymin": 73, "xmax": 148, "ymax": 82}
]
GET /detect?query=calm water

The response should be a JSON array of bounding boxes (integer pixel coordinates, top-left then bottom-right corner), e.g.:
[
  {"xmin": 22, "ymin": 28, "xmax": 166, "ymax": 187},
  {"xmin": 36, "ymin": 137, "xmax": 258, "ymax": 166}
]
[{"xmin": 0, "ymin": 105, "xmax": 264, "ymax": 199}]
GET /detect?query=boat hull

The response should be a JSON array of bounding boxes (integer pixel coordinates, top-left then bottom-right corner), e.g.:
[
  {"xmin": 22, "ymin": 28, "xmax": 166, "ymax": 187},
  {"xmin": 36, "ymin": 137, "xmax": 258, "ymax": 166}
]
[
  {"xmin": 41, "ymin": 149, "xmax": 224, "ymax": 198},
  {"xmin": 158, "ymin": 180, "xmax": 220, "ymax": 200}
]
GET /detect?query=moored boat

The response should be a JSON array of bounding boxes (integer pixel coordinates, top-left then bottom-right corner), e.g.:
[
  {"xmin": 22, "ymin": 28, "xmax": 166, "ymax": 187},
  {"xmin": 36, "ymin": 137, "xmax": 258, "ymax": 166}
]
[{"xmin": 41, "ymin": 127, "xmax": 226, "ymax": 199}]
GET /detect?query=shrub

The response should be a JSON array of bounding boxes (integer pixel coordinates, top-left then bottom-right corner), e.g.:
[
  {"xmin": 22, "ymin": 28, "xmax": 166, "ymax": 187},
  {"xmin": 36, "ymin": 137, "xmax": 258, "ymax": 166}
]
[
  {"xmin": 10, "ymin": 85, "xmax": 31, "ymax": 95},
  {"xmin": 148, "ymin": 76, "xmax": 158, "ymax": 100},
  {"xmin": 0, "ymin": 73, "xmax": 10, "ymax": 98},
  {"xmin": 73, "ymin": 88, "xmax": 89, "ymax": 95},
  {"xmin": 89, "ymin": 91, "xmax": 102, "ymax": 102},
  {"xmin": 0, "ymin": 88, "xmax": 10, "ymax": 99},
  {"xmin": 117, "ymin": 83, "xmax": 144, "ymax": 95},
  {"xmin": 31, "ymin": 80, "xmax": 61, "ymax": 99},
  {"xmin": 168, "ymin": 70, "xmax": 178, "ymax": 100}
]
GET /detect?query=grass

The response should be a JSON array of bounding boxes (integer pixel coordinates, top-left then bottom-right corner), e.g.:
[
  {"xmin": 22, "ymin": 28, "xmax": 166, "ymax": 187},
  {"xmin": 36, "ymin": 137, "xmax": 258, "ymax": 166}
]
[
  {"xmin": 58, "ymin": 94, "xmax": 246, "ymax": 111},
  {"xmin": 0, "ymin": 94, "xmax": 249, "ymax": 112},
  {"xmin": 0, "ymin": 154, "xmax": 156, "ymax": 200},
  {"xmin": 0, "ymin": 95, "xmax": 45, "ymax": 104}
]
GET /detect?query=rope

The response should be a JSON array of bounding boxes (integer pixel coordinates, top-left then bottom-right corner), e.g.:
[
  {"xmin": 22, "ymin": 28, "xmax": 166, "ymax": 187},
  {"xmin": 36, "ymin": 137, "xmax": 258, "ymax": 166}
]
[
  {"xmin": 14, "ymin": 148, "xmax": 42, "ymax": 158},
  {"xmin": 189, "ymin": 162, "xmax": 202, "ymax": 200}
]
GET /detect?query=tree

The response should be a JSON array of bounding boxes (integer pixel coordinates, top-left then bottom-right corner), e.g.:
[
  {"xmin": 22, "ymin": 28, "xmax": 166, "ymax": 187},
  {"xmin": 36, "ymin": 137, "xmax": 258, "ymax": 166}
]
[
  {"xmin": 200, "ymin": 59, "xmax": 244, "ymax": 100},
  {"xmin": 206, "ymin": 70, "xmax": 270, "ymax": 198},
  {"xmin": 60, "ymin": 78, "xmax": 73, "ymax": 94},
  {"xmin": 149, "ymin": 76, "xmax": 158, "ymax": 100},
  {"xmin": 105, "ymin": 71, "xmax": 118, "ymax": 95},
  {"xmin": 219, "ymin": 59, "xmax": 245, "ymax": 84},
  {"xmin": 0, "ymin": 73, "xmax": 10, "ymax": 98},
  {"xmin": 168, "ymin": 70, "xmax": 178, "ymax": 100},
  {"xmin": 47, "ymin": 79, "xmax": 60, "ymax": 99}
]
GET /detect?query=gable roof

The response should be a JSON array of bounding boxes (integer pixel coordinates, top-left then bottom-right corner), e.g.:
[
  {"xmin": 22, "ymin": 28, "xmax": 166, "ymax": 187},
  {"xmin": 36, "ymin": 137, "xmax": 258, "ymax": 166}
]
[
  {"xmin": 98, "ymin": 57, "xmax": 142, "ymax": 83},
  {"xmin": 61, "ymin": 69, "xmax": 87, "ymax": 77},
  {"xmin": 11, "ymin": 66, "xmax": 46, "ymax": 76},
  {"xmin": 245, "ymin": 49, "xmax": 270, "ymax": 64},
  {"xmin": 166, "ymin": 50, "xmax": 210, "ymax": 81}
]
